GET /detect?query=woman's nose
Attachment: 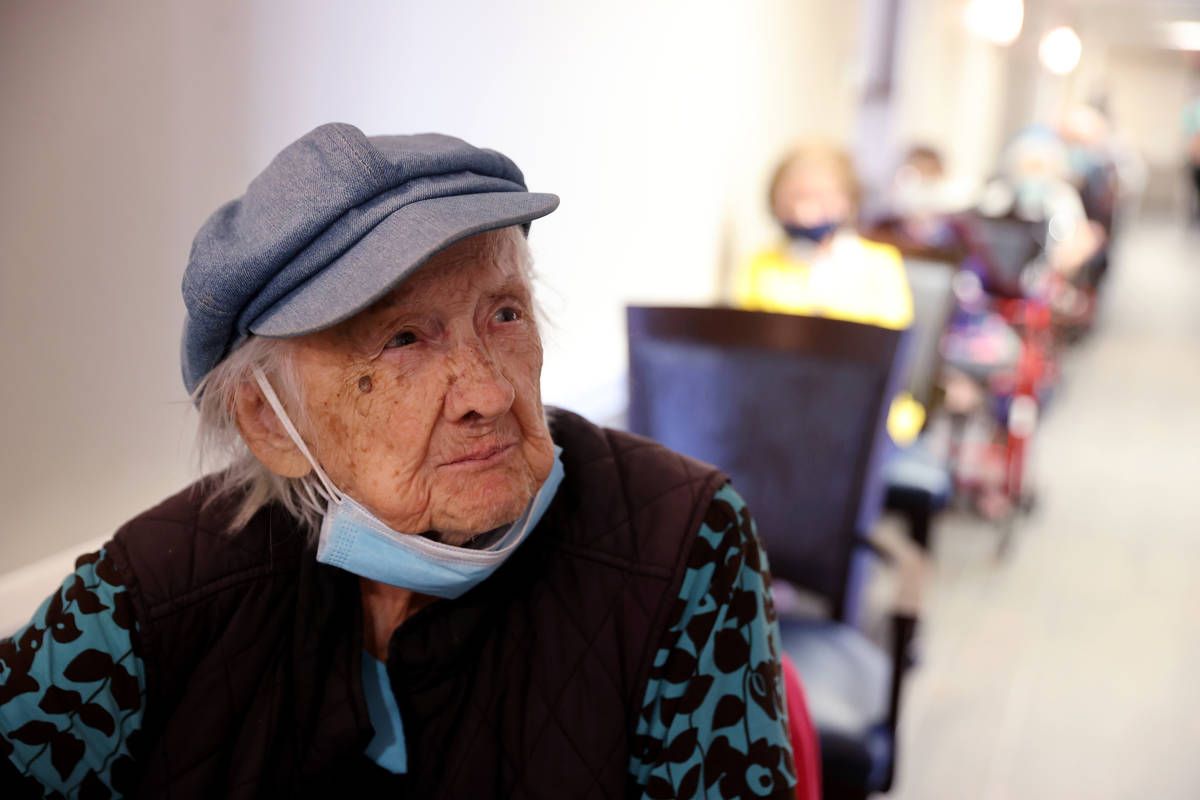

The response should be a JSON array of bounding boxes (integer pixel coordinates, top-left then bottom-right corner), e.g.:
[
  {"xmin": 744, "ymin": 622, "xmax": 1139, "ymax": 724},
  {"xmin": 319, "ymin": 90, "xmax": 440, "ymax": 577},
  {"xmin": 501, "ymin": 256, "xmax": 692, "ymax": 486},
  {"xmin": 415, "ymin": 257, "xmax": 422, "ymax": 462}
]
[{"xmin": 443, "ymin": 341, "xmax": 516, "ymax": 423}]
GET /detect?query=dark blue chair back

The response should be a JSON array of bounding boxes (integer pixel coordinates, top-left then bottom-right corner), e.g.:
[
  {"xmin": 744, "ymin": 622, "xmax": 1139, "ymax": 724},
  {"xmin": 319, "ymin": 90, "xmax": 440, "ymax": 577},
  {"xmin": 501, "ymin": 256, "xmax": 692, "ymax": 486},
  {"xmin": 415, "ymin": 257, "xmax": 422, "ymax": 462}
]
[
  {"xmin": 961, "ymin": 211, "xmax": 1047, "ymax": 298},
  {"xmin": 627, "ymin": 306, "xmax": 908, "ymax": 620}
]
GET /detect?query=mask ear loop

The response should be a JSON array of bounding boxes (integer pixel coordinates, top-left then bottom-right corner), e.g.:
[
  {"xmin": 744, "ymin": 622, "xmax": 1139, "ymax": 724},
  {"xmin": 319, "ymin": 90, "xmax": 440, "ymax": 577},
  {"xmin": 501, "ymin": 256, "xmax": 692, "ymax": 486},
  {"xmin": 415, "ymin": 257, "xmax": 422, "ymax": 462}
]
[{"xmin": 251, "ymin": 365, "xmax": 344, "ymax": 507}]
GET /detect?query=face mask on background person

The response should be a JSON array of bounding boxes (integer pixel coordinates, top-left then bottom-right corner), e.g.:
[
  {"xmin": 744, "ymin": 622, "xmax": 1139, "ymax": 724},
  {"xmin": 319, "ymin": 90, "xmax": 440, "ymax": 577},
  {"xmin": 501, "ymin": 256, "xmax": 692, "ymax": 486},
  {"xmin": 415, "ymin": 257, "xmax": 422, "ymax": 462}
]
[{"xmin": 783, "ymin": 220, "xmax": 840, "ymax": 244}]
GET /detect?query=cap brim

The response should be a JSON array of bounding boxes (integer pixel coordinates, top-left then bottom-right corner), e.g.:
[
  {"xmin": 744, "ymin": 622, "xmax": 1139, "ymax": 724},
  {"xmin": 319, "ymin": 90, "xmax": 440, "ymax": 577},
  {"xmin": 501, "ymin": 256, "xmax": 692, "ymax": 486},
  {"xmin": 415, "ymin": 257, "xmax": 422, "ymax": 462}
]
[{"xmin": 248, "ymin": 191, "xmax": 559, "ymax": 337}]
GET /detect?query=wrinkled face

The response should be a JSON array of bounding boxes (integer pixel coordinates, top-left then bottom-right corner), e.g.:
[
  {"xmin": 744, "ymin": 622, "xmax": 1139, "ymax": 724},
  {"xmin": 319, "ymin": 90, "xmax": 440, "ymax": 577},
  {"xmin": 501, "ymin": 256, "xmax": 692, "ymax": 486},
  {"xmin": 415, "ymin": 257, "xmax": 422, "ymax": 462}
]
[
  {"xmin": 288, "ymin": 228, "xmax": 555, "ymax": 544},
  {"xmin": 772, "ymin": 161, "xmax": 852, "ymax": 229}
]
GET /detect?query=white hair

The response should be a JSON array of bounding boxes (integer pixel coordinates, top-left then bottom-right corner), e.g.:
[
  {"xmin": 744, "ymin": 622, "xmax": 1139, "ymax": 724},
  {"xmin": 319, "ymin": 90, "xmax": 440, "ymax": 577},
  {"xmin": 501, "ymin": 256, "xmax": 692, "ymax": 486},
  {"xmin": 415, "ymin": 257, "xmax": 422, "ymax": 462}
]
[{"xmin": 193, "ymin": 225, "xmax": 538, "ymax": 538}]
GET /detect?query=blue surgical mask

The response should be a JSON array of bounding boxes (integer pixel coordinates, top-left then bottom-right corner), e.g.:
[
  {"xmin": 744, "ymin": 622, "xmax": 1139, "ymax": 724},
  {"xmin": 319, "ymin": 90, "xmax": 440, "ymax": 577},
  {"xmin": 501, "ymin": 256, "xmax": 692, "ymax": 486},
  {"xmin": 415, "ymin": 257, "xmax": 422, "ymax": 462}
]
[
  {"xmin": 253, "ymin": 367, "xmax": 563, "ymax": 599},
  {"xmin": 783, "ymin": 221, "xmax": 839, "ymax": 244}
]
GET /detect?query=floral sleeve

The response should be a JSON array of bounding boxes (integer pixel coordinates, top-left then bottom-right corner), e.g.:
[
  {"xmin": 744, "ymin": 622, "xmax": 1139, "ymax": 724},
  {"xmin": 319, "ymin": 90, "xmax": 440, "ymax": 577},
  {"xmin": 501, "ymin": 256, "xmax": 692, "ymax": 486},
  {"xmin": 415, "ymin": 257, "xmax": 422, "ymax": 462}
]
[
  {"xmin": 0, "ymin": 549, "xmax": 146, "ymax": 798},
  {"xmin": 629, "ymin": 484, "xmax": 796, "ymax": 799}
]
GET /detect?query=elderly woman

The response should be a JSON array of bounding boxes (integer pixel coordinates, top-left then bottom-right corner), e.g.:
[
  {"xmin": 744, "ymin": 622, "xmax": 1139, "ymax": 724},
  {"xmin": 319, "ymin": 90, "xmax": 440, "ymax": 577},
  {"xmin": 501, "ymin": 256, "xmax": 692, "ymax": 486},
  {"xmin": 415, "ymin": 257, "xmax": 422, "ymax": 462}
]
[
  {"xmin": 1, "ymin": 124, "xmax": 795, "ymax": 798},
  {"xmin": 736, "ymin": 141, "xmax": 913, "ymax": 331}
]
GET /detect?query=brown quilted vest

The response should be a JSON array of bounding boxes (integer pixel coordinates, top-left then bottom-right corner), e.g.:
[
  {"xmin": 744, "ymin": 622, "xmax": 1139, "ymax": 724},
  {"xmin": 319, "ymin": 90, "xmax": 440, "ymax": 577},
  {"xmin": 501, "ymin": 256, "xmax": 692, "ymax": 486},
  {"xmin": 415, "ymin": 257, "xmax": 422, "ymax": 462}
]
[{"xmin": 104, "ymin": 408, "xmax": 727, "ymax": 798}]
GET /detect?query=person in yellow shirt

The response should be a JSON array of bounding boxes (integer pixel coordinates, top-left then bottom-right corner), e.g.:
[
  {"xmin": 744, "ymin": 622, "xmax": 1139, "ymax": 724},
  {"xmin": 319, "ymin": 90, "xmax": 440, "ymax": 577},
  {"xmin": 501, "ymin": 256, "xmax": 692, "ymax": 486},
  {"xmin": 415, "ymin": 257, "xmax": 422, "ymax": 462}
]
[
  {"xmin": 737, "ymin": 141, "xmax": 912, "ymax": 328},
  {"xmin": 736, "ymin": 142, "xmax": 923, "ymax": 442}
]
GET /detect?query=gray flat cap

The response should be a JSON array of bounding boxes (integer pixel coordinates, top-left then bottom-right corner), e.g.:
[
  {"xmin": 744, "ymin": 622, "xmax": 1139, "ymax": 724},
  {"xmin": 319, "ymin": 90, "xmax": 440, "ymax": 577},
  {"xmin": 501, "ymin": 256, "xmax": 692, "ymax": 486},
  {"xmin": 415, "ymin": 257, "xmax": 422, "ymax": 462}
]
[{"xmin": 181, "ymin": 122, "xmax": 559, "ymax": 394}]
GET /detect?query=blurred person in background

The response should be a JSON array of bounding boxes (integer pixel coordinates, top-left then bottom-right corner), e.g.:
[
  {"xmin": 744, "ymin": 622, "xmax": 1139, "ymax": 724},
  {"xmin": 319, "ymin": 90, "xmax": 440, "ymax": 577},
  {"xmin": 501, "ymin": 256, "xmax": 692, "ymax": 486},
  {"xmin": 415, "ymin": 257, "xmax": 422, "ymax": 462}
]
[
  {"xmin": 735, "ymin": 141, "xmax": 923, "ymax": 444},
  {"xmin": 736, "ymin": 141, "xmax": 914, "ymax": 329},
  {"xmin": 977, "ymin": 125, "xmax": 1106, "ymax": 280},
  {"xmin": 1058, "ymin": 104, "xmax": 1127, "ymax": 288},
  {"xmin": 1185, "ymin": 91, "xmax": 1200, "ymax": 221},
  {"xmin": 1059, "ymin": 105, "xmax": 1118, "ymax": 231},
  {"xmin": 0, "ymin": 124, "xmax": 799, "ymax": 798},
  {"xmin": 1071, "ymin": 94, "xmax": 1148, "ymax": 234},
  {"xmin": 870, "ymin": 144, "xmax": 975, "ymax": 257}
]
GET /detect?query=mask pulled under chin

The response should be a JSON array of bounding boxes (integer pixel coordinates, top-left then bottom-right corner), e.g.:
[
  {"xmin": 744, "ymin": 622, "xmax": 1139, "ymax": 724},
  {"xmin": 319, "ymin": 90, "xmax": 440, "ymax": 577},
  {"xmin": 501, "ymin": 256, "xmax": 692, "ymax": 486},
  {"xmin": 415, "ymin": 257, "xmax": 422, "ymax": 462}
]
[
  {"xmin": 315, "ymin": 448, "xmax": 565, "ymax": 598},
  {"xmin": 249, "ymin": 365, "xmax": 565, "ymax": 600}
]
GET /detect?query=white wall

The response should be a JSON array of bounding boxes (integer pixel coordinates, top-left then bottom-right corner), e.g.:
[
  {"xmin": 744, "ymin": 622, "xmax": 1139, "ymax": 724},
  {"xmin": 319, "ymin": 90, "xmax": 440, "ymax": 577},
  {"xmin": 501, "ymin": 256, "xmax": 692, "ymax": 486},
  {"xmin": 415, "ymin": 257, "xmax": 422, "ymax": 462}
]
[
  {"xmin": 890, "ymin": 0, "xmax": 1011, "ymax": 193},
  {"xmin": 0, "ymin": 2, "xmax": 221, "ymax": 575},
  {"xmin": 1104, "ymin": 48, "xmax": 1194, "ymax": 167},
  {"xmin": 0, "ymin": 0, "xmax": 863, "ymax": 580}
]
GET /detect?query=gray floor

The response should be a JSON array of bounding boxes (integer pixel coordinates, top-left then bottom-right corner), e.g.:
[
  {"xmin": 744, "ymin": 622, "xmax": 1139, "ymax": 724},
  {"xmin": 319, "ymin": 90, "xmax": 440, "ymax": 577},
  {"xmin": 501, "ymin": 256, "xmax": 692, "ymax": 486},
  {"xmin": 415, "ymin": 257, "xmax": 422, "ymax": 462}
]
[{"xmin": 888, "ymin": 217, "xmax": 1200, "ymax": 800}]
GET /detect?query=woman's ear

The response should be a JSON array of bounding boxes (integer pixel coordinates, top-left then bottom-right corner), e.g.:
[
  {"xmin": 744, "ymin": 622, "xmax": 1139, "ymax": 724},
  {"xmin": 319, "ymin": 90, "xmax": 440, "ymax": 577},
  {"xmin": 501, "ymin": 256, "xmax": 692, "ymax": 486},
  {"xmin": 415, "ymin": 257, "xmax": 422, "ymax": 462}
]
[{"xmin": 232, "ymin": 381, "xmax": 313, "ymax": 479}]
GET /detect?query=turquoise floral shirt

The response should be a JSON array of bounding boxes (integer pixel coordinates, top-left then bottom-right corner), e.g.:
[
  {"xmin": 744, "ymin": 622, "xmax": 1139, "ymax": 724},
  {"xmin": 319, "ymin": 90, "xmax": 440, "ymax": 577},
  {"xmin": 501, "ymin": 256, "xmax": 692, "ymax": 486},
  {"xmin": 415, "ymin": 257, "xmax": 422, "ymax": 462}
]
[
  {"xmin": 0, "ymin": 552, "xmax": 145, "ymax": 797},
  {"xmin": 1, "ymin": 484, "xmax": 794, "ymax": 798}
]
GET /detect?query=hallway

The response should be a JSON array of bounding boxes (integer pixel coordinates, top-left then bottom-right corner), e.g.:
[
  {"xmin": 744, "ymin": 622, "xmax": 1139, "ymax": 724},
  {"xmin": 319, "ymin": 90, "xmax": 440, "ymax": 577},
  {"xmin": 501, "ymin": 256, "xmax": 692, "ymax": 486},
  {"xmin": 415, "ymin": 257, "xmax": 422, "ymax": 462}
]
[{"xmin": 892, "ymin": 217, "xmax": 1200, "ymax": 799}]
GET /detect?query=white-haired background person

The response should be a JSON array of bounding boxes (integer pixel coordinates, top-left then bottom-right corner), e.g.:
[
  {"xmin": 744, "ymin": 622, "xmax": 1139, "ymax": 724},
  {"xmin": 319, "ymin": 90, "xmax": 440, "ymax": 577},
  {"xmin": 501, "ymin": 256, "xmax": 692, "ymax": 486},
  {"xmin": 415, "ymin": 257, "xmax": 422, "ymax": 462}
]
[
  {"xmin": 0, "ymin": 124, "xmax": 798, "ymax": 798},
  {"xmin": 977, "ymin": 126, "xmax": 1107, "ymax": 277}
]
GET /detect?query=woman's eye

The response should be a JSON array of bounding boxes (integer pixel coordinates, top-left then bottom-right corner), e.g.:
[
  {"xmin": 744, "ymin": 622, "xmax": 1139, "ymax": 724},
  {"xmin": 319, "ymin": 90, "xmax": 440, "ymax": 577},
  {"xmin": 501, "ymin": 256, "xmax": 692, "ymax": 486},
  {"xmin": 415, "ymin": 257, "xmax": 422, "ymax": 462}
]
[
  {"xmin": 385, "ymin": 330, "xmax": 418, "ymax": 349},
  {"xmin": 494, "ymin": 306, "xmax": 521, "ymax": 324}
]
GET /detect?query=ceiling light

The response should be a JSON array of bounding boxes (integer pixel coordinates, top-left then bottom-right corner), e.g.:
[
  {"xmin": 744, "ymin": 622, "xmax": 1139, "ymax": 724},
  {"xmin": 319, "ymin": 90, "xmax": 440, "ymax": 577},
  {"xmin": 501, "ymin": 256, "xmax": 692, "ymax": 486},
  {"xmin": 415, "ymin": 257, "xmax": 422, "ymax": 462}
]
[
  {"xmin": 1039, "ymin": 26, "xmax": 1082, "ymax": 75},
  {"xmin": 1159, "ymin": 21, "xmax": 1200, "ymax": 51},
  {"xmin": 964, "ymin": 0, "xmax": 1025, "ymax": 46}
]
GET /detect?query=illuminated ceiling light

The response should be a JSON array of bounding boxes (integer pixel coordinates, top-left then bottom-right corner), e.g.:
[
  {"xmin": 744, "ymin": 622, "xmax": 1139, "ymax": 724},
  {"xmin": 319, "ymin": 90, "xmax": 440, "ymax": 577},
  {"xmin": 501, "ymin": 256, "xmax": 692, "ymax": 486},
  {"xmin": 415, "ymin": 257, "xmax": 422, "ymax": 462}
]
[
  {"xmin": 1159, "ymin": 20, "xmax": 1200, "ymax": 51},
  {"xmin": 964, "ymin": 0, "xmax": 1025, "ymax": 46},
  {"xmin": 1039, "ymin": 26, "xmax": 1082, "ymax": 75}
]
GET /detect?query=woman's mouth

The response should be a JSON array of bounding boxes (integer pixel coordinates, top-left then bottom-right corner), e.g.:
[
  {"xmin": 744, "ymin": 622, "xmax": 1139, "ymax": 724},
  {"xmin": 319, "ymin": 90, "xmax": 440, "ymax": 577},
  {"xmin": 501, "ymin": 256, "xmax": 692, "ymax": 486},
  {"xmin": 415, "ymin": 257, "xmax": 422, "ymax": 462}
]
[{"xmin": 443, "ymin": 441, "xmax": 517, "ymax": 468}]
